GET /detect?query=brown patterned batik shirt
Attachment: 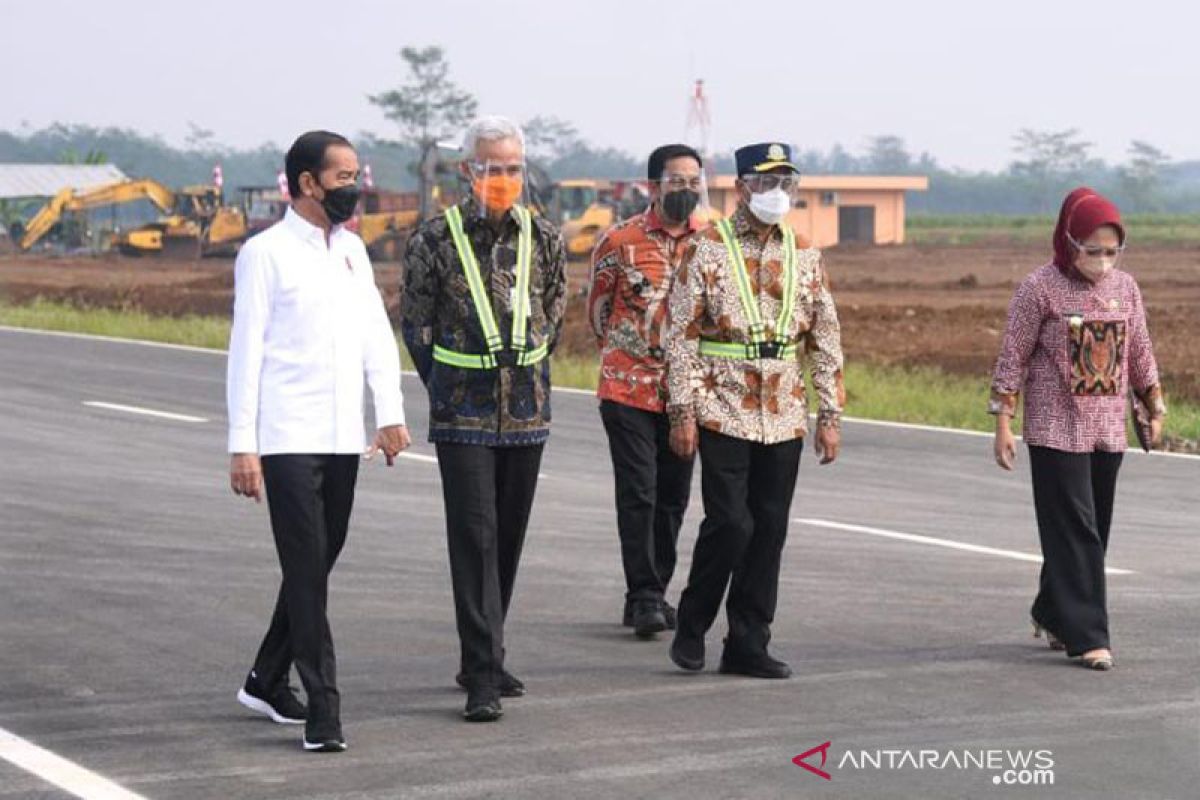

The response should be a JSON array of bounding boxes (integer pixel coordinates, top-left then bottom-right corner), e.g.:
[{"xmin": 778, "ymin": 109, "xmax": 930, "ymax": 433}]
[{"xmin": 665, "ymin": 206, "xmax": 845, "ymax": 444}]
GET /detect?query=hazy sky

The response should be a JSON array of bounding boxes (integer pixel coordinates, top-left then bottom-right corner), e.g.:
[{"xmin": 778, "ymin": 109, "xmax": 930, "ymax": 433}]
[{"xmin": 5, "ymin": 0, "xmax": 1197, "ymax": 171}]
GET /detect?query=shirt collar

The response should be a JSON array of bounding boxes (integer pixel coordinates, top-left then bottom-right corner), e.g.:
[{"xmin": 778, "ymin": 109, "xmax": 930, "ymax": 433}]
[
  {"xmin": 283, "ymin": 206, "xmax": 342, "ymax": 247},
  {"xmin": 645, "ymin": 206, "xmax": 702, "ymax": 237}
]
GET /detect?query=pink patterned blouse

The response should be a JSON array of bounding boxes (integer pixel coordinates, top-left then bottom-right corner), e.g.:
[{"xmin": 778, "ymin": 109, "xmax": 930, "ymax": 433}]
[{"xmin": 990, "ymin": 263, "xmax": 1163, "ymax": 453}]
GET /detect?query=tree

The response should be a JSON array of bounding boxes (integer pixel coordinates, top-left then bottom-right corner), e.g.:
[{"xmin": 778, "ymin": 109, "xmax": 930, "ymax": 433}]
[
  {"xmin": 184, "ymin": 121, "xmax": 218, "ymax": 152},
  {"xmin": 523, "ymin": 115, "xmax": 580, "ymax": 164},
  {"xmin": 1009, "ymin": 128, "xmax": 1094, "ymax": 212},
  {"xmin": 1120, "ymin": 140, "xmax": 1170, "ymax": 212},
  {"xmin": 865, "ymin": 135, "xmax": 913, "ymax": 174},
  {"xmin": 368, "ymin": 46, "xmax": 477, "ymax": 218}
]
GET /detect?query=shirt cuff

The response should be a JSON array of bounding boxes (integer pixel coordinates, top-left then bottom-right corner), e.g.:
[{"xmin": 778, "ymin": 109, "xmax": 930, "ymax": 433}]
[
  {"xmin": 228, "ymin": 428, "xmax": 258, "ymax": 454},
  {"xmin": 372, "ymin": 391, "xmax": 407, "ymax": 429},
  {"xmin": 988, "ymin": 391, "xmax": 1019, "ymax": 416}
]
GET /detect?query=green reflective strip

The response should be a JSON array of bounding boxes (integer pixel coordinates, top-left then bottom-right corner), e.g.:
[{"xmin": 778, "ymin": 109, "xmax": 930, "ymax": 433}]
[
  {"xmin": 511, "ymin": 205, "xmax": 533, "ymax": 351},
  {"xmin": 432, "ymin": 344, "xmax": 496, "ymax": 369},
  {"xmin": 698, "ymin": 340, "xmax": 798, "ymax": 359},
  {"xmin": 698, "ymin": 340, "xmax": 750, "ymax": 358},
  {"xmin": 516, "ymin": 342, "xmax": 549, "ymax": 366},
  {"xmin": 445, "ymin": 206, "xmax": 503, "ymax": 351},
  {"xmin": 777, "ymin": 225, "xmax": 797, "ymax": 340},
  {"xmin": 715, "ymin": 219, "xmax": 765, "ymax": 341}
]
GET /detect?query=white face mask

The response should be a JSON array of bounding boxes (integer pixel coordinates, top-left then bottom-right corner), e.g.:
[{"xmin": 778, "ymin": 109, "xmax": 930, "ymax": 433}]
[
  {"xmin": 747, "ymin": 188, "xmax": 792, "ymax": 225},
  {"xmin": 1076, "ymin": 255, "xmax": 1116, "ymax": 283}
]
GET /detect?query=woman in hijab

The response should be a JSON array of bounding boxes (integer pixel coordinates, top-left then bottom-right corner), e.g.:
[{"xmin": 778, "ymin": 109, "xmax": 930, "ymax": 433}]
[{"xmin": 989, "ymin": 187, "xmax": 1166, "ymax": 671}]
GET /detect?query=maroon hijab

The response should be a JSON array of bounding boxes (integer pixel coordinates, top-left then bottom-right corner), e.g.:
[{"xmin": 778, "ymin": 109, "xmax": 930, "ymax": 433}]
[{"xmin": 1052, "ymin": 187, "xmax": 1125, "ymax": 272}]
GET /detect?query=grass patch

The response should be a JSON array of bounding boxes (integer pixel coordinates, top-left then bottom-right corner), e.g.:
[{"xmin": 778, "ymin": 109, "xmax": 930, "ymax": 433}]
[
  {"xmin": 908, "ymin": 213, "xmax": 1200, "ymax": 245},
  {"xmin": 3, "ymin": 299, "xmax": 1196, "ymax": 443},
  {"xmin": 0, "ymin": 298, "xmax": 231, "ymax": 350}
]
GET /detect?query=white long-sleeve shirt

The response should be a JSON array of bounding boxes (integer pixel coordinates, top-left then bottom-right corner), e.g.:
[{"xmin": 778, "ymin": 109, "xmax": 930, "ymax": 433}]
[{"xmin": 226, "ymin": 208, "xmax": 405, "ymax": 455}]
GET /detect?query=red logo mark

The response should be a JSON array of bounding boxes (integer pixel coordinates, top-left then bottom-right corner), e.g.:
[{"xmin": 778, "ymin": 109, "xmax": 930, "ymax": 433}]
[{"xmin": 793, "ymin": 741, "xmax": 832, "ymax": 780}]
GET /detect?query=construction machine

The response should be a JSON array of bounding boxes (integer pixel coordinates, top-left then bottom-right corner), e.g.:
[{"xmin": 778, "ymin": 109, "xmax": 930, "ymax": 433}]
[
  {"xmin": 18, "ymin": 178, "xmax": 249, "ymax": 258},
  {"xmin": 17, "ymin": 179, "xmax": 176, "ymax": 250},
  {"xmin": 112, "ymin": 185, "xmax": 247, "ymax": 258}
]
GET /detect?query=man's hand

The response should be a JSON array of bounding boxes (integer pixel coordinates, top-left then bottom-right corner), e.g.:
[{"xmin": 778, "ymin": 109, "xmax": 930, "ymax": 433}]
[
  {"xmin": 1151, "ymin": 417, "xmax": 1164, "ymax": 448},
  {"xmin": 230, "ymin": 453, "xmax": 263, "ymax": 502},
  {"xmin": 365, "ymin": 424, "xmax": 411, "ymax": 466},
  {"xmin": 669, "ymin": 422, "xmax": 698, "ymax": 460},
  {"xmin": 994, "ymin": 419, "xmax": 1017, "ymax": 471},
  {"xmin": 816, "ymin": 424, "xmax": 841, "ymax": 465}
]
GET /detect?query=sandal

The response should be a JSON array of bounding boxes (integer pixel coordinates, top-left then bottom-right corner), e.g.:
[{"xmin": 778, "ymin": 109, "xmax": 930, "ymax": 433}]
[{"xmin": 1031, "ymin": 619, "xmax": 1066, "ymax": 651}]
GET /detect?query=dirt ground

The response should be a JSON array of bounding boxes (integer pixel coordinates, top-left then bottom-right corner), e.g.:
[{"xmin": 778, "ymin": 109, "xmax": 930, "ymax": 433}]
[{"xmin": 1, "ymin": 242, "xmax": 1197, "ymax": 405}]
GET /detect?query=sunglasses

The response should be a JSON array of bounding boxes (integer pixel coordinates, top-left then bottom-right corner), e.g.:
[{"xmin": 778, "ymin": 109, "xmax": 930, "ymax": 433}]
[
  {"xmin": 741, "ymin": 174, "xmax": 799, "ymax": 193},
  {"xmin": 469, "ymin": 162, "xmax": 525, "ymax": 179},
  {"xmin": 1068, "ymin": 233, "xmax": 1126, "ymax": 258}
]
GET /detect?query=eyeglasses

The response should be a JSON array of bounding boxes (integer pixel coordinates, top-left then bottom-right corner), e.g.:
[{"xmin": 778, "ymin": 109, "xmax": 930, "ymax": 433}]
[
  {"xmin": 1068, "ymin": 233, "xmax": 1126, "ymax": 258},
  {"xmin": 661, "ymin": 175, "xmax": 704, "ymax": 192},
  {"xmin": 741, "ymin": 174, "xmax": 799, "ymax": 192},
  {"xmin": 469, "ymin": 162, "xmax": 525, "ymax": 178}
]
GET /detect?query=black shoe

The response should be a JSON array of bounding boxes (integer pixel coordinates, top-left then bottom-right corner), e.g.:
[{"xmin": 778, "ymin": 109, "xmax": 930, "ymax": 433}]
[
  {"xmin": 455, "ymin": 669, "xmax": 526, "ymax": 698},
  {"xmin": 237, "ymin": 670, "xmax": 306, "ymax": 725},
  {"xmin": 670, "ymin": 631, "xmax": 705, "ymax": 671},
  {"xmin": 632, "ymin": 600, "xmax": 668, "ymax": 638},
  {"xmin": 718, "ymin": 646, "xmax": 792, "ymax": 679},
  {"xmin": 622, "ymin": 599, "xmax": 635, "ymax": 627},
  {"xmin": 464, "ymin": 686, "xmax": 503, "ymax": 722},
  {"xmin": 303, "ymin": 719, "xmax": 346, "ymax": 752},
  {"xmin": 662, "ymin": 600, "xmax": 677, "ymax": 631}
]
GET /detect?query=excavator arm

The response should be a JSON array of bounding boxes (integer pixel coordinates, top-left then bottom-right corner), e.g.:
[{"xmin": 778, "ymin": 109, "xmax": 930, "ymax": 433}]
[{"xmin": 19, "ymin": 179, "xmax": 176, "ymax": 250}]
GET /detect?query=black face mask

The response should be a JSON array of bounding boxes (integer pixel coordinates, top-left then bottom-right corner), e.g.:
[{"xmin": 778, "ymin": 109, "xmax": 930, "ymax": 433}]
[
  {"xmin": 316, "ymin": 182, "xmax": 360, "ymax": 225},
  {"xmin": 661, "ymin": 189, "xmax": 700, "ymax": 224}
]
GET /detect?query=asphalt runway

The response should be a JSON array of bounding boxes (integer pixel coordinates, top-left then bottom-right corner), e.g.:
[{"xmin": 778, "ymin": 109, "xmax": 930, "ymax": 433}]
[{"xmin": 0, "ymin": 326, "xmax": 1197, "ymax": 799}]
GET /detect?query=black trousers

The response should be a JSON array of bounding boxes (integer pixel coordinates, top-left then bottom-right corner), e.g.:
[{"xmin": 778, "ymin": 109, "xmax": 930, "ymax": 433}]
[
  {"xmin": 676, "ymin": 429, "xmax": 803, "ymax": 655},
  {"xmin": 435, "ymin": 442, "xmax": 544, "ymax": 687},
  {"xmin": 599, "ymin": 400, "xmax": 695, "ymax": 603},
  {"xmin": 1028, "ymin": 445, "xmax": 1123, "ymax": 656},
  {"xmin": 252, "ymin": 454, "xmax": 359, "ymax": 725}
]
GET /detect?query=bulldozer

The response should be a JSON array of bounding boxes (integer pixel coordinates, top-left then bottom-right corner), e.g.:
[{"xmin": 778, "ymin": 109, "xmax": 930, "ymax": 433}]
[
  {"xmin": 112, "ymin": 184, "xmax": 247, "ymax": 258},
  {"xmin": 16, "ymin": 178, "xmax": 249, "ymax": 258}
]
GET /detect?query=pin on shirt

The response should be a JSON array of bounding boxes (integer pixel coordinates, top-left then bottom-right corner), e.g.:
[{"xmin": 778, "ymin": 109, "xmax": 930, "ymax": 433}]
[{"xmin": 345, "ymin": 256, "xmax": 354, "ymax": 274}]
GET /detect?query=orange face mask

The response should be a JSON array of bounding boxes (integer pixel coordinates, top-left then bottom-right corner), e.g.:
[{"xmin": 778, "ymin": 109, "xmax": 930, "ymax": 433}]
[{"xmin": 473, "ymin": 174, "xmax": 524, "ymax": 213}]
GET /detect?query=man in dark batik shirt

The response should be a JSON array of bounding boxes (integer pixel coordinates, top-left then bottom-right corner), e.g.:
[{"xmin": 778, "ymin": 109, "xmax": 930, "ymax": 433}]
[{"xmin": 401, "ymin": 115, "xmax": 566, "ymax": 723}]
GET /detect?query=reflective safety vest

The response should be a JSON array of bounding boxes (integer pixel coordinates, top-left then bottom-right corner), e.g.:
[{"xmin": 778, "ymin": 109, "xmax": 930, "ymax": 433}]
[
  {"xmin": 432, "ymin": 205, "xmax": 548, "ymax": 369},
  {"xmin": 698, "ymin": 218, "xmax": 799, "ymax": 360}
]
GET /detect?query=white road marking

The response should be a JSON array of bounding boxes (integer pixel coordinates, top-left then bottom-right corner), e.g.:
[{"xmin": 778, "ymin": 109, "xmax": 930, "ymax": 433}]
[
  {"xmin": 0, "ymin": 725, "xmax": 148, "ymax": 800},
  {"xmin": 4, "ymin": 326, "xmax": 1196, "ymax": 461},
  {"xmin": 399, "ymin": 451, "xmax": 439, "ymax": 464},
  {"xmin": 795, "ymin": 517, "xmax": 1136, "ymax": 576},
  {"xmin": 82, "ymin": 401, "xmax": 207, "ymax": 423}
]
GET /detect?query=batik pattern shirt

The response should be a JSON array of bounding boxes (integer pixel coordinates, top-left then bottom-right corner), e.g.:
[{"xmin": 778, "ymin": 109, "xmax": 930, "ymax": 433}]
[
  {"xmin": 588, "ymin": 209, "xmax": 702, "ymax": 412},
  {"xmin": 401, "ymin": 197, "xmax": 567, "ymax": 446},
  {"xmin": 666, "ymin": 206, "xmax": 845, "ymax": 444},
  {"xmin": 990, "ymin": 263, "xmax": 1163, "ymax": 453}
]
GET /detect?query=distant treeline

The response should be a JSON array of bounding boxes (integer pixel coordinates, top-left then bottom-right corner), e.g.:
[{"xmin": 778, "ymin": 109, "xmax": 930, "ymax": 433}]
[{"xmin": 2, "ymin": 123, "xmax": 1198, "ymax": 214}]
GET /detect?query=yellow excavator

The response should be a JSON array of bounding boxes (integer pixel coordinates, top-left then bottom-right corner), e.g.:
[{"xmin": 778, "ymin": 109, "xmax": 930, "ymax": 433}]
[
  {"xmin": 112, "ymin": 185, "xmax": 247, "ymax": 258},
  {"xmin": 18, "ymin": 179, "xmax": 175, "ymax": 250},
  {"xmin": 18, "ymin": 179, "xmax": 247, "ymax": 257}
]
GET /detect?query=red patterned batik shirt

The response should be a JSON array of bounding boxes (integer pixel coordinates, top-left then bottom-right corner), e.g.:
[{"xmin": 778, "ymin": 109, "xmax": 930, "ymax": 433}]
[{"xmin": 588, "ymin": 209, "xmax": 703, "ymax": 412}]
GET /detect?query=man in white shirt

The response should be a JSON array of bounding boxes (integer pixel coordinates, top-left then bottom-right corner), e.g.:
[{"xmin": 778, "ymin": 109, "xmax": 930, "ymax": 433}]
[{"xmin": 227, "ymin": 130, "xmax": 409, "ymax": 753}]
